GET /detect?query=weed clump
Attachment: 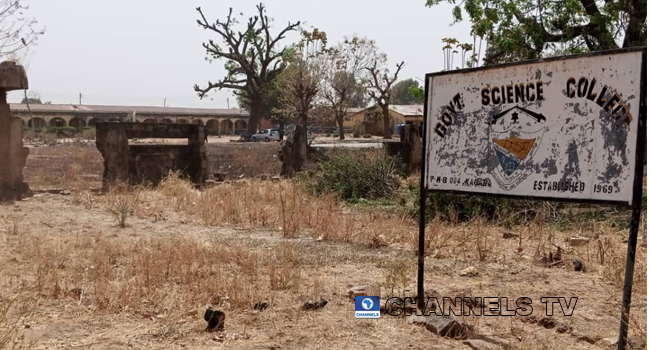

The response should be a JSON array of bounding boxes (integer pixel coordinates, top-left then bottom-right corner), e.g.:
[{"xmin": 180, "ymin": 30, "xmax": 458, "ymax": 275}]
[
  {"xmin": 110, "ymin": 197, "xmax": 131, "ymax": 228},
  {"xmin": 311, "ymin": 151, "xmax": 401, "ymax": 200}
]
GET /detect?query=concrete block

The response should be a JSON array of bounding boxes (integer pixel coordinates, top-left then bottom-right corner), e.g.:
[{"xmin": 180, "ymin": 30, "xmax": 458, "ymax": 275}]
[{"xmin": 0, "ymin": 61, "xmax": 28, "ymax": 91}]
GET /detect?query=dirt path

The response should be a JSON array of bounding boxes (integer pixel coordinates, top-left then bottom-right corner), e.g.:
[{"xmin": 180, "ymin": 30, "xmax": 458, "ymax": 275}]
[{"xmin": 0, "ymin": 194, "xmax": 646, "ymax": 349}]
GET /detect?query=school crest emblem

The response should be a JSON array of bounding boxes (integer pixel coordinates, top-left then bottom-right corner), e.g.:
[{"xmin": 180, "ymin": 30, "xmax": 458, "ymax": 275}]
[{"xmin": 489, "ymin": 106, "xmax": 547, "ymax": 191}]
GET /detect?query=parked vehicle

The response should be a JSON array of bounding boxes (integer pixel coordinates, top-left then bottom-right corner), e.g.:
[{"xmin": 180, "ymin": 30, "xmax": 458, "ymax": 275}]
[{"xmin": 251, "ymin": 129, "xmax": 280, "ymax": 142}]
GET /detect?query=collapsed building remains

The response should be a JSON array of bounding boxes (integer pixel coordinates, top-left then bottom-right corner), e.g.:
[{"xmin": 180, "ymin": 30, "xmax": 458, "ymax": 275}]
[{"xmin": 96, "ymin": 122, "xmax": 208, "ymax": 187}]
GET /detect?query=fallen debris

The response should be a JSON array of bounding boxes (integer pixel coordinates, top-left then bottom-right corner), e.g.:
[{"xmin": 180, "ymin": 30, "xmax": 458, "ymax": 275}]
[
  {"xmin": 568, "ymin": 236, "xmax": 590, "ymax": 247},
  {"xmin": 302, "ymin": 297, "xmax": 328, "ymax": 311},
  {"xmin": 459, "ymin": 266, "xmax": 478, "ymax": 277},
  {"xmin": 213, "ymin": 332, "xmax": 250, "ymax": 342},
  {"xmin": 572, "ymin": 259, "xmax": 584, "ymax": 272},
  {"xmin": 537, "ymin": 317, "xmax": 557, "ymax": 329},
  {"xmin": 254, "ymin": 302, "xmax": 269, "ymax": 311},
  {"xmin": 348, "ymin": 285, "xmax": 367, "ymax": 300},
  {"xmin": 204, "ymin": 307, "xmax": 225, "ymax": 332},
  {"xmin": 540, "ymin": 246, "xmax": 565, "ymax": 267},
  {"xmin": 556, "ymin": 324, "xmax": 573, "ymax": 334}
]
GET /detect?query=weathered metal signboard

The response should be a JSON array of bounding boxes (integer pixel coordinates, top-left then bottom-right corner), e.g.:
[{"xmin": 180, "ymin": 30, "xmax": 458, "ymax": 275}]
[{"xmin": 424, "ymin": 50, "xmax": 644, "ymax": 205}]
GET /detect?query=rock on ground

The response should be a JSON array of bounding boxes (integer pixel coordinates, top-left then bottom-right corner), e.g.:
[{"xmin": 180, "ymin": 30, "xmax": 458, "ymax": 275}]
[{"xmin": 407, "ymin": 314, "xmax": 471, "ymax": 339}]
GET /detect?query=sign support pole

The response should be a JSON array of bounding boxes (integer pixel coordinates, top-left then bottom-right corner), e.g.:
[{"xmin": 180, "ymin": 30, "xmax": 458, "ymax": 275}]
[
  {"xmin": 417, "ymin": 156, "xmax": 427, "ymax": 311},
  {"xmin": 617, "ymin": 51, "xmax": 646, "ymax": 350},
  {"xmin": 417, "ymin": 79, "xmax": 431, "ymax": 311}
]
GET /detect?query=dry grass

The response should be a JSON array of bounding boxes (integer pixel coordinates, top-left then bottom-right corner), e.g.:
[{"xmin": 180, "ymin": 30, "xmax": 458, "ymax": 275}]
[
  {"xmin": 6, "ymin": 144, "xmax": 649, "ymax": 349},
  {"xmin": 10, "ymin": 225, "xmax": 303, "ymax": 316},
  {"xmin": 105, "ymin": 174, "xmax": 417, "ymax": 248}
]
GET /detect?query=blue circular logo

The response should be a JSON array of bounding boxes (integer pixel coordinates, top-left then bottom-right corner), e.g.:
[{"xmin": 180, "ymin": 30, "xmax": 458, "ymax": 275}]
[{"xmin": 361, "ymin": 297, "xmax": 374, "ymax": 310}]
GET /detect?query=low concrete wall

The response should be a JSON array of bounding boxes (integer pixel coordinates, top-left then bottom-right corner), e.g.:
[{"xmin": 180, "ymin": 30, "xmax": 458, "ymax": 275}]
[{"xmin": 96, "ymin": 122, "xmax": 208, "ymax": 187}]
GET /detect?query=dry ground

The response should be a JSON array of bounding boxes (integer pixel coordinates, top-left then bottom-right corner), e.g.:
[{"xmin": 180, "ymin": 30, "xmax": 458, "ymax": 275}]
[{"xmin": 0, "ymin": 143, "xmax": 646, "ymax": 350}]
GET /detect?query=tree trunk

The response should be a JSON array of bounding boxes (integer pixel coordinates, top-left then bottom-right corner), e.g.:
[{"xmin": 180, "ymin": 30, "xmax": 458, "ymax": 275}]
[
  {"xmin": 623, "ymin": 3, "xmax": 646, "ymax": 48},
  {"xmin": 280, "ymin": 124, "xmax": 307, "ymax": 178},
  {"xmin": 336, "ymin": 113, "xmax": 345, "ymax": 140},
  {"xmin": 382, "ymin": 104, "xmax": 391, "ymax": 139},
  {"xmin": 247, "ymin": 99, "xmax": 263, "ymax": 135}
]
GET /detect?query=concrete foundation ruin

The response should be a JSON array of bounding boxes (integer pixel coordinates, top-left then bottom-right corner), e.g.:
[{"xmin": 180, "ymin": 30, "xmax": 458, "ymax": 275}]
[
  {"xmin": 96, "ymin": 122, "xmax": 208, "ymax": 187},
  {"xmin": 0, "ymin": 61, "xmax": 31, "ymax": 201},
  {"xmin": 384, "ymin": 124, "xmax": 422, "ymax": 173}
]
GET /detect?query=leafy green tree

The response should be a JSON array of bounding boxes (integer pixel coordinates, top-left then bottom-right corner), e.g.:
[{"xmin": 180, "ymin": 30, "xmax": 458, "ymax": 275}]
[
  {"xmin": 390, "ymin": 79, "xmax": 424, "ymax": 105},
  {"xmin": 427, "ymin": 0, "xmax": 646, "ymax": 64},
  {"xmin": 408, "ymin": 85, "xmax": 425, "ymax": 102},
  {"xmin": 194, "ymin": 4, "xmax": 300, "ymax": 134}
]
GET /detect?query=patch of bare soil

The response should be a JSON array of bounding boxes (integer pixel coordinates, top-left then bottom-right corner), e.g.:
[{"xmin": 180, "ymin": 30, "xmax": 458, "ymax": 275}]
[
  {"xmin": 23, "ymin": 143, "xmax": 103, "ymax": 190},
  {"xmin": 206, "ymin": 142, "xmax": 281, "ymax": 179}
]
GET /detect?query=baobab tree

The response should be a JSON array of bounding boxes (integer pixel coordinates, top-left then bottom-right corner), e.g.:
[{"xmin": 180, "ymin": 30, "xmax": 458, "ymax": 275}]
[
  {"xmin": 194, "ymin": 3, "xmax": 300, "ymax": 134},
  {"xmin": 366, "ymin": 60, "xmax": 405, "ymax": 139}
]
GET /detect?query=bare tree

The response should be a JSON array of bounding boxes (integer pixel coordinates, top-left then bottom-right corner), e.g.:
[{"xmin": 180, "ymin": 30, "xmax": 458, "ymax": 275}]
[
  {"xmin": 194, "ymin": 3, "xmax": 300, "ymax": 134},
  {"xmin": 277, "ymin": 28, "xmax": 327, "ymax": 128},
  {"xmin": 322, "ymin": 36, "xmax": 378, "ymax": 140},
  {"xmin": 0, "ymin": 0, "xmax": 43, "ymax": 59},
  {"xmin": 277, "ymin": 28, "xmax": 327, "ymax": 176},
  {"xmin": 366, "ymin": 60, "xmax": 404, "ymax": 139}
]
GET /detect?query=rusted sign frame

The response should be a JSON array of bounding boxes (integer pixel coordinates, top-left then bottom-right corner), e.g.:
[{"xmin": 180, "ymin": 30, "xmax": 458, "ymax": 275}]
[{"xmin": 417, "ymin": 48, "xmax": 646, "ymax": 350}]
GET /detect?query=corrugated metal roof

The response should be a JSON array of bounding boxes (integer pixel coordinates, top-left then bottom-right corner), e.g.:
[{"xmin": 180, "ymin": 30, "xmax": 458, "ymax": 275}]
[
  {"xmin": 9, "ymin": 103, "xmax": 249, "ymax": 117},
  {"xmin": 388, "ymin": 105, "xmax": 424, "ymax": 116},
  {"xmin": 346, "ymin": 107, "xmax": 366, "ymax": 114},
  {"xmin": 347, "ymin": 104, "xmax": 424, "ymax": 117}
]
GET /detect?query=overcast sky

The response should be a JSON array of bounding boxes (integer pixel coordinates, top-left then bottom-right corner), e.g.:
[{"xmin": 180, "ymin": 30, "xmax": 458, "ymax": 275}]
[{"xmin": 7, "ymin": 0, "xmax": 474, "ymax": 108}]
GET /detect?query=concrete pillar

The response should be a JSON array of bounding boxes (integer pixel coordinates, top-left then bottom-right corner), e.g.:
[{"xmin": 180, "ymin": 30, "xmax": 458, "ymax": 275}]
[{"xmin": 0, "ymin": 61, "xmax": 31, "ymax": 201}]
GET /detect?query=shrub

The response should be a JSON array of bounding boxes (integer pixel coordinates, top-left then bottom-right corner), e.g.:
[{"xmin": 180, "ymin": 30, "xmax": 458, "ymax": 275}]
[
  {"xmin": 352, "ymin": 125, "xmax": 361, "ymax": 138},
  {"xmin": 425, "ymin": 192, "xmax": 528, "ymax": 223},
  {"xmin": 46, "ymin": 126, "xmax": 77, "ymax": 134},
  {"xmin": 311, "ymin": 151, "xmax": 401, "ymax": 200}
]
